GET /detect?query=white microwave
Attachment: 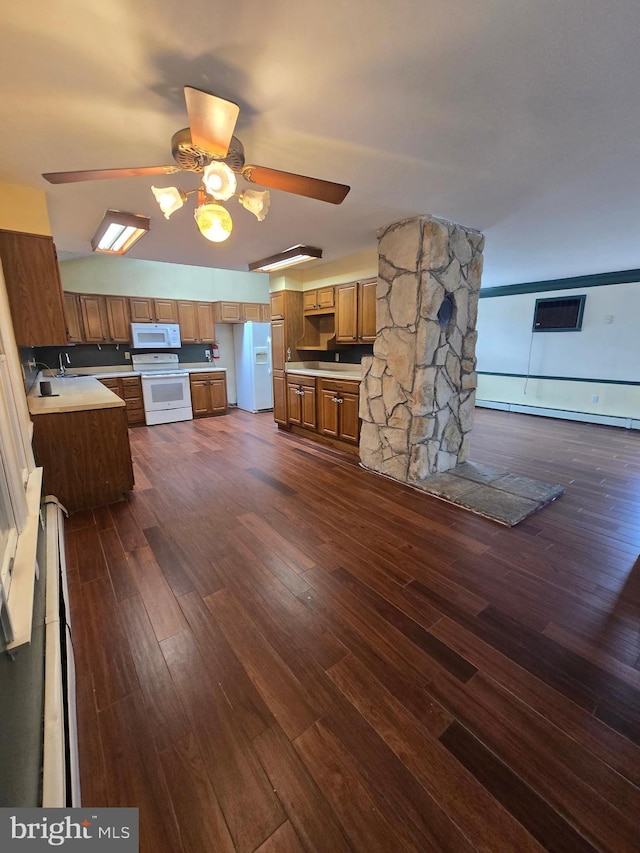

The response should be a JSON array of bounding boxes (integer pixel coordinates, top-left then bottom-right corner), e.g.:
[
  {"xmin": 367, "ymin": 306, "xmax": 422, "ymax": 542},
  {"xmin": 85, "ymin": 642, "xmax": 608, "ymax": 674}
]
[{"xmin": 131, "ymin": 322, "xmax": 181, "ymax": 349}]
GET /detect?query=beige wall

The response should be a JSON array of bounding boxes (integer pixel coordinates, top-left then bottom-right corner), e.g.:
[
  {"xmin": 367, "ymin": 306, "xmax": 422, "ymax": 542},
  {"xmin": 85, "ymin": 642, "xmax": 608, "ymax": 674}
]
[
  {"xmin": 0, "ymin": 182, "xmax": 51, "ymax": 235},
  {"xmin": 60, "ymin": 254, "xmax": 270, "ymax": 302}
]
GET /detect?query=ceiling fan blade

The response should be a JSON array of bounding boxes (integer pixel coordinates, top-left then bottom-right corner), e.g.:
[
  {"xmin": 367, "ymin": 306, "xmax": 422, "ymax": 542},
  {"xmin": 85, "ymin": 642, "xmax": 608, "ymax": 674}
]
[
  {"xmin": 42, "ymin": 166, "xmax": 180, "ymax": 184},
  {"xmin": 184, "ymin": 86, "xmax": 239, "ymax": 158},
  {"xmin": 242, "ymin": 165, "xmax": 350, "ymax": 204}
]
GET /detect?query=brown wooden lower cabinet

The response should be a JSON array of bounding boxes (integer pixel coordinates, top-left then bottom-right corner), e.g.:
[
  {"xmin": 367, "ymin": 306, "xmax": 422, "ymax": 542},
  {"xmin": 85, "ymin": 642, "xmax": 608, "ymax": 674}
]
[
  {"xmin": 287, "ymin": 376, "xmax": 317, "ymax": 430},
  {"xmin": 31, "ymin": 406, "xmax": 134, "ymax": 513},
  {"xmin": 99, "ymin": 377, "xmax": 145, "ymax": 425},
  {"xmin": 272, "ymin": 371, "xmax": 287, "ymax": 425},
  {"xmin": 189, "ymin": 372, "xmax": 228, "ymax": 417},
  {"xmin": 279, "ymin": 373, "xmax": 360, "ymax": 446},
  {"xmin": 318, "ymin": 378, "xmax": 360, "ymax": 444}
]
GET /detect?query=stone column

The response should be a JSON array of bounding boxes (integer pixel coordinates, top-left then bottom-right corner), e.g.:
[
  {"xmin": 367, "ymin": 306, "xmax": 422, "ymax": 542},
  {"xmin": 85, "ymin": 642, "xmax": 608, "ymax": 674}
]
[{"xmin": 359, "ymin": 215, "xmax": 484, "ymax": 484}]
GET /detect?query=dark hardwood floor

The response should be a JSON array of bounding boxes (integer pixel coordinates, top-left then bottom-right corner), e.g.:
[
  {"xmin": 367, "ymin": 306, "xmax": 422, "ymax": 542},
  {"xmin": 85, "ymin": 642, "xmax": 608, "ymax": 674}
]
[{"xmin": 66, "ymin": 408, "xmax": 640, "ymax": 852}]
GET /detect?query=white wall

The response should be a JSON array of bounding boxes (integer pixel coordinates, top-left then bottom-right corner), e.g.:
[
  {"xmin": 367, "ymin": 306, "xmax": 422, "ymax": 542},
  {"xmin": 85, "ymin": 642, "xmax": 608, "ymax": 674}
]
[
  {"xmin": 476, "ymin": 281, "xmax": 640, "ymax": 420},
  {"xmin": 60, "ymin": 255, "xmax": 270, "ymax": 302}
]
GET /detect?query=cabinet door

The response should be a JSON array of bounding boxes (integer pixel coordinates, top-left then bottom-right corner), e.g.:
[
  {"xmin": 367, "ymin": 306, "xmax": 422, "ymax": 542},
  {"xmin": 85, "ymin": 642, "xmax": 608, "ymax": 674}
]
[
  {"xmin": 177, "ymin": 300, "xmax": 198, "ymax": 342},
  {"xmin": 209, "ymin": 377, "xmax": 228, "ymax": 413},
  {"xmin": 0, "ymin": 231, "xmax": 67, "ymax": 346},
  {"xmin": 339, "ymin": 391, "xmax": 360, "ymax": 443},
  {"xmin": 242, "ymin": 303, "xmax": 262, "ymax": 322},
  {"xmin": 271, "ymin": 320, "xmax": 285, "ymax": 372},
  {"xmin": 272, "ymin": 371, "xmax": 287, "ymax": 425},
  {"xmin": 301, "ymin": 384, "xmax": 317, "ymax": 430},
  {"xmin": 216, "ymin": 301, "xmax": 241, "ymax": 323},
  {"xmin": 260, "ymin": 303, "xmax": 271, "ymax": 322},
  {"xmin": 154, "ymin": 298, "xmax": 178, "ymax": 323},
  {"xmin": 358, "ymin": 278, "xmax": 377, "ymax": 342},
  {"xmin": 129, "ymin": 297, "xmax": 154, "ymax": 323},
  {"xmin": 287, "ymin": 382, "xmax": 303, "ymax": 425},
  {"xmin": 190, "ymin": 377, "xmax": 211, "ymax": 416},
  {"xmin": 64, "ymin": 292, "xmax": 84, "ymax": 343},
  {"xmin": 79, "ymin": 294, "xmax": 109, "ymax": 342},
  {"xmin": 317, "ymin": 286, "xmax": 335, "ymax": 309},
  {"xmin": 196, "ymin": 302, "xmax": 215, "ymax": 342},
  {"xmin": 270, "ymin": 292, "xmax": 285, "ymax": 319},
  {"xmin": 105, "ymin": 295, "xmax": 130, "ymax": 342},
  {"xmin": 319, "ymin": 388, "xmax": 339, "ymax": 437},
  {"xmin": 303, "ymin": 290, "xmax": 317, "ymax": 312},
  {"xmin": 335, "ymin": 282, "xmax": 358, "ymax": 342}
]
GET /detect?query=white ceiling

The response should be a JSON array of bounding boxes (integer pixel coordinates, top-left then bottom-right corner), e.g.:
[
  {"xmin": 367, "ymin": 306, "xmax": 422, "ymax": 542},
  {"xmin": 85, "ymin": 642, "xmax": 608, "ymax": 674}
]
[{"xmin": 2, "ymin": 1, "xmax": 639, "ymax": 287}]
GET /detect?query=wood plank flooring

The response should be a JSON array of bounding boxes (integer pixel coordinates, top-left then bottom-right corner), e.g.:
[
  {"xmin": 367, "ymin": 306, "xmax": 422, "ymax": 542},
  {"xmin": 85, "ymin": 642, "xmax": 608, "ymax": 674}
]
[{"xmin": 66, "ymin": 408, "xmax": 640, "ymax": 852}]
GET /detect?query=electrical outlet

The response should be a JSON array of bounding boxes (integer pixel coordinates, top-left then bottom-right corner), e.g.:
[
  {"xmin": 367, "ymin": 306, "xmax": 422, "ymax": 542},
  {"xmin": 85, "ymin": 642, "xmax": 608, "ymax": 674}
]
[
  {"xmin": 27, "ymin": 358, "xmax": 36, "ymax": 369},
  {"xmin": 205, "ymin": 349, "xmax": 211, "ymax": 361},
  {"xmin": 124, "ymin": 352, "xmax": 131, "ymax": 360},
  {"xmin": 334, "ymin": 353, "xmax": 340, "ymax": 362}
]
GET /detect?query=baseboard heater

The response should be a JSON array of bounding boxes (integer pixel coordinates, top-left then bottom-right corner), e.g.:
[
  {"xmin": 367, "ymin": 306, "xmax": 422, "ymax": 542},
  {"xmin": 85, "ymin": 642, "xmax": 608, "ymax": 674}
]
[
  {"xmin": 476, "ymin": 399, "xmax": 640, "ymax": 430},
  {"xmin": 42, "ymin": 496, "xmax": 81, "ymax": 807}
]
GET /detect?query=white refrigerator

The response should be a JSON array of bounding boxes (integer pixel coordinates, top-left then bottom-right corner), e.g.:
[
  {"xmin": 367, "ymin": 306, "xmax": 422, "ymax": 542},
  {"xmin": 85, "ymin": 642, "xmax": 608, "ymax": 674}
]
[{"xmin": 233, "ymin": 322, "xmax": 273, "ymax": 412}]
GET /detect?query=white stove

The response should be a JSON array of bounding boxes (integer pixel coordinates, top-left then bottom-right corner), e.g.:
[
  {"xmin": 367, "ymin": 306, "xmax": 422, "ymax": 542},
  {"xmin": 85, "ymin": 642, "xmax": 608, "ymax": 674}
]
[{"xmin": 132, "ymin": 353, "xmax": 193, "ymax": 425}]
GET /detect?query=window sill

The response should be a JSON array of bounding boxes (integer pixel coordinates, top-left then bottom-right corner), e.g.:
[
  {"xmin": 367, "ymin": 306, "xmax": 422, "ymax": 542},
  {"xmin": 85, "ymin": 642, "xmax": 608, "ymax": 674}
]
[{"xmin": 6, "ymin": 467, "xmax": 43, "ymax": 652}]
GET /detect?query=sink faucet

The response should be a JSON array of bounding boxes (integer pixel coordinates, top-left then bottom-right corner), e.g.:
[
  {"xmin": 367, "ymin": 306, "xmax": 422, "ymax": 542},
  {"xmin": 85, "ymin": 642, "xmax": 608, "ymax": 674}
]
[{"xmin": 58, "ymin": 352, "xmax": 70, "ymax": 376}]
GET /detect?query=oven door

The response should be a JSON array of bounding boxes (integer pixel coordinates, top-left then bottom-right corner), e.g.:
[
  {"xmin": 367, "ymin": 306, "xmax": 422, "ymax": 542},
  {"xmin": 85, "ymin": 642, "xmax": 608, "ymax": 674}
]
[{"xmin": 140, "ymin": 374, "xmax": 192, "ymax": 415}]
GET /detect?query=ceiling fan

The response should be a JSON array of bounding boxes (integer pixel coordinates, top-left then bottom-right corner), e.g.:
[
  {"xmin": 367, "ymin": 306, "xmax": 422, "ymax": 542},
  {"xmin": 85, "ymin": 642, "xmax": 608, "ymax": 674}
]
[{"xmin": 42, "ymin": 86, "xmax": 351, "ymax": 205}]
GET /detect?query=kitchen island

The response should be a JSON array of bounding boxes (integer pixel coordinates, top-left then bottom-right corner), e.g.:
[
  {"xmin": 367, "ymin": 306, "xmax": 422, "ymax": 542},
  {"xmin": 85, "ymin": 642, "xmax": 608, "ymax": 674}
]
[
  {"xmin": 282, "ymin": 362, "xmax": 362, "ymax": 450},
  {"xmin": 27, "ymin": 376, "xmax": 134, "ymax": 513}
]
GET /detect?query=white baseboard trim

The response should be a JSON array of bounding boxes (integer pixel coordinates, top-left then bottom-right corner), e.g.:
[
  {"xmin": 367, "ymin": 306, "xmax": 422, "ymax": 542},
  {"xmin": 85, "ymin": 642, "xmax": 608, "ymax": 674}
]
[{"xmin": 476, "ymin": 399, "xmax": 638, "ymax": 430}]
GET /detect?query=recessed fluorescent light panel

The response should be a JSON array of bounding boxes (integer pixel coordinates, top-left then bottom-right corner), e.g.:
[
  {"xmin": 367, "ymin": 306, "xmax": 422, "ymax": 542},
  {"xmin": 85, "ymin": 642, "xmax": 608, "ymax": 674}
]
[
  {"xmin": 91, "ymin": 210, "xmax": 150, "ymax": 255},
  {"xmin": 248, "ymin": 245, "xmax": 322, "ymax": 273}
]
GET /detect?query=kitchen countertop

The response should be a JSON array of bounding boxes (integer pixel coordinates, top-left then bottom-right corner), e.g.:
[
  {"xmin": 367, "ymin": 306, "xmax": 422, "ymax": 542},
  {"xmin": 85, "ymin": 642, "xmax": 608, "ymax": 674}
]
[
  {"xmin": 286, "ymin": 362, "xmax": 362, "ymax": 381},
  {"xmin": 27, "ymin": 375, "xmax": 126, "ymax": 415}
]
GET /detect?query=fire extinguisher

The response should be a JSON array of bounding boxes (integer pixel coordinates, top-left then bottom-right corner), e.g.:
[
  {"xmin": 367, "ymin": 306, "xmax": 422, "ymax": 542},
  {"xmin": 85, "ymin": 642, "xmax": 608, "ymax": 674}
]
[{"xmin": 212, "ymin": 342, "xmax": 221, "ymax": 359}]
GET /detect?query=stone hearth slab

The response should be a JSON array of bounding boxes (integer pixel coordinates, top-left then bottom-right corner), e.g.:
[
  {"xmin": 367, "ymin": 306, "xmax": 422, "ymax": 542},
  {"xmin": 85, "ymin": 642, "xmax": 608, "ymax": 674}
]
[
  {"xmin": 417, "ymin": 472, "xmax": 483, "ymax": 500},
  {"xmin": 413, "ymin": 462, "xmax": 564, "ymax": 525},
  {"xmin": 449, "ymin": 462, "xmax": 505, "ymax": 484},
  {"xmin": 490, "ymin": 473, "xmax": 565, "ymax": 503}
]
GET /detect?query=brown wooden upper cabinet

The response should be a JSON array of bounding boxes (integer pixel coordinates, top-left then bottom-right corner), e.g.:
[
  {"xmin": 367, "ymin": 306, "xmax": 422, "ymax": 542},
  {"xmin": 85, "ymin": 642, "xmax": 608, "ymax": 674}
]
[
  {"xmin": 177, "ymin": 300, "xmax": 216, "ymax": 343},
  {"xmin": 0, "ymin": 230, "xmax": 68, "ymax": 346},
  {"xmin": 241, "ymin": 302, "xmax": 262, "ymax": 322},
  {"xmin": 335, "ymin": 278, "xmax": 377, "ymax": 344},
  {"xmin": 270, "ymin": 292, "xmax": 285, "ymax": 320},
  {"xmin": 303, "ymin": 286, "xmax": 335, "ymax": 314},
  {"xmin": 64, "ymin": 292, "xmax": 84, "ymax": 343},
  {"xmin": 212, "ymin": 301, "xmax": 269, "ymax": 324},
  {"xmin": 78, "ymin": 294, "xmax": 130, "ymax": 343},
  {"xmin": 129, "ymin": 296, "xmax": 178, "ymax": 324},
  {"xmin": 213, "ymin": 301, "xmax": 242, "ymax": 323}
]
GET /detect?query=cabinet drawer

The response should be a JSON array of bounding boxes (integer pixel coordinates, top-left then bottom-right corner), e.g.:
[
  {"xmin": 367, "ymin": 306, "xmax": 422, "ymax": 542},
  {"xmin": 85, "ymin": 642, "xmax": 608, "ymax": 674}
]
[
  {"xmin": 319, "ymin": 378, "xmax": 360, "ymax": 395},
  {"xmin": 125, "ymin": 406, "xmax": 145, "ymax": 425},
  {"xmin": 190, "ymin": 372, "xmax": 218, "ymax": 382},
  {"xmin": 120, "ymin": 379, "xmax": 142, "ymax": 399},
  {"xmin": 287, "ymin": 374, "xmax": 316, "ymax": 390},
  {"xmin": 100, "ymin": 379, "xmax": 120, "ymax": 392}
]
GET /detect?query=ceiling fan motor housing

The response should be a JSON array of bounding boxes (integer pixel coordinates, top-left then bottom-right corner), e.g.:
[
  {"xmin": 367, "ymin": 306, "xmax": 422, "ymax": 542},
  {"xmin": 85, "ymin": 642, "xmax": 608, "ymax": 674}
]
[{"xmin": 171, "ymin": 128, "xmax": 245, "ymax": 173}]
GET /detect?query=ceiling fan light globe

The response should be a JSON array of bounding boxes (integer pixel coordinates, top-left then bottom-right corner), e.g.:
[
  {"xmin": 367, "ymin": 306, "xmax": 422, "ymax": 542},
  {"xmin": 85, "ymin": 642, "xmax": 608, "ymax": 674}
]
[
  {"xmin": 239, "ymin": 189, "xmax": 270, "ymax": 222},
  {"xmin": 194, "ymin": 202, "xmax": 233, "ymax": 243},
  {"xmin": 151, "ymin": 186, "xmax": 186, "ymax": 219},
  {"xmin": 202, "ymin": 162, "xmax": 237, "ymax": 201}
]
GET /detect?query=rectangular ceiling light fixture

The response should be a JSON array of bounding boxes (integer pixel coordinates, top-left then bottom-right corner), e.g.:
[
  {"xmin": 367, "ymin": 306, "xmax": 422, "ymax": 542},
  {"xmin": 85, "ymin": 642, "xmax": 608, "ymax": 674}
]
[
  {"xmin": 91, "ymin": 210, "xmax": 150, "ymax": 255},
  {"xmin": 248, "ymin": 244, "xmax": 322, "ymax": 273}
]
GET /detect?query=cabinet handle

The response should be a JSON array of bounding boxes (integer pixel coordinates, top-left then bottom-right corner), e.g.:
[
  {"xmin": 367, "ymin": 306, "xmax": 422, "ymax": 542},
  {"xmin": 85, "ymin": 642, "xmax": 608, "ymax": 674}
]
[
  {"xmin": 331, "ymin": 396, "xmax": 343, "ymax": 404},
  {"xmin": 352, "ymin": 335, "xmax": 357, "ymax": 340}
]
